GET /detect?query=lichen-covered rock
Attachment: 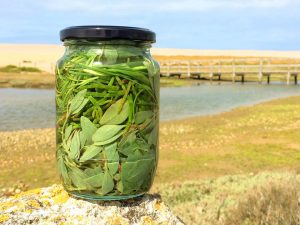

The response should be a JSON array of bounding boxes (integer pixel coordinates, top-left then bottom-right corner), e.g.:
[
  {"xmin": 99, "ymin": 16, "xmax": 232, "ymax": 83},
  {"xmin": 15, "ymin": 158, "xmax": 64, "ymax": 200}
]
[{"xmin": 0, "ymin": 185, "xmax": 184, "ymax": 225}]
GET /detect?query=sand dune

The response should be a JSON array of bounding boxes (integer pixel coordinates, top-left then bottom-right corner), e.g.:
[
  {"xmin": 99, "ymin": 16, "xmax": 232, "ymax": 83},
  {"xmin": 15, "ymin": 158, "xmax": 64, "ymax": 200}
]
[{"xmin": 0, "ymin": 44, "xmax": 299, "ymax": 72}]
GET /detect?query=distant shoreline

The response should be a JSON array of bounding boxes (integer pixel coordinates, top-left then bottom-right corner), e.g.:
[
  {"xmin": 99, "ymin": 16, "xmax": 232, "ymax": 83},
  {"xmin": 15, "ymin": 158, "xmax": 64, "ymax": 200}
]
[
  {"xmin": 0, "ymin": 73, "xmax": 207, "ymax": 89},
  {"xmin": 0, "ymin": 44, "xmax": 299, "ymax": 73},
  {"xmin": 0, "ymin": 44, "xmax": 299, "ymax": 88},
  {"xmin": 0, "ymin": 72, "xmax": 54, "ymax": 89},
  {"xmin": 0, "ymin": 72, "xmax": 291, "ymax": 89}
]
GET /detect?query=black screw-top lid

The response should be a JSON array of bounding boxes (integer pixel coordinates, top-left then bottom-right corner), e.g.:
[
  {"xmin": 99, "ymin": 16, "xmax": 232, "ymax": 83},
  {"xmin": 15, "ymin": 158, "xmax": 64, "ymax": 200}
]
[{"xmin": 60, "ymin": 26, "xmax": 156, "ymax": 42}]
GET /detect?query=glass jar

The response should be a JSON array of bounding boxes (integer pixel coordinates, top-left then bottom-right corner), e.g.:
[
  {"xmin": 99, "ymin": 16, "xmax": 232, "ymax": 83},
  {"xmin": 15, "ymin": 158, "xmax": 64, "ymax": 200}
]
[{"xmin": 55, "ymin": 26, "xmax": 159, "ymax": 200}]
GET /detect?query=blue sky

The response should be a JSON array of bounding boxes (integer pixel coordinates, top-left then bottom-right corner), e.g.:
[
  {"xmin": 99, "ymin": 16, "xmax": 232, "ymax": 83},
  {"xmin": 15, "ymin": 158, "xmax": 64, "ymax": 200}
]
[{"xmin": 0, "ymin": 0, "xmax": 300, "ymax": 50}]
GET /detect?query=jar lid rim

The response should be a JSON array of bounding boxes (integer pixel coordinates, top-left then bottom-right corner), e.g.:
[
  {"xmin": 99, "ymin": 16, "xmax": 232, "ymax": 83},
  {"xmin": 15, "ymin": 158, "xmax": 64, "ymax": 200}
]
[{"xmin": 60, "ymin": 25, "xmax": 156, "ymax": 43}]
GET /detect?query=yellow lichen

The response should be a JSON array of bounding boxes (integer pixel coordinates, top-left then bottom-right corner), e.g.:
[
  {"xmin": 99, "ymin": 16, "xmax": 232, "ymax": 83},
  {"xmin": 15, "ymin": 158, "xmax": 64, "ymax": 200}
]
[
  {"xmin": 50, "ymin": 185, "xmax": 65, "ymax": 198},
  {"xmin": 59, "ymin": 221, "xmax": 74, "ymax": 225},
  {"xmin": 26, "ymin": 199, "xmax": 41, "ymax": 209},
  {"xmin": 0, "ymin": 214, "xmax": 10, "ymax": 223},
  {"xmin": 2, "ymin": 201, "xmax": 26, "ymax": 213},
  {"xmin": 141, "ymin": 216, "xmax": 156, "ymax": 225},
  {"xmin": 53, "ymin": 190, "xmax": 70, "ymax": 204},
  {"xmin": 25, "ymin": 209, "xmax": 33, "ymax": 213},
  {"xmin": 154, "ymin": 200, "xmax": 161, "ymax": 211},
  {"xmin": 42, "ymin": 199, "xmax": 51, "ymax": 207},
  {"xmin": 14, "ymin": 188, "xmax": 41, "ymax": 199},
  {"xmin": 75, "ymin": 215, "xmax": 83, "ymax": 221},
  {"xmin": 107, "ymin": 215, "xmax": 129, "ymax": 225},
  {"xmin": 0, "ymin": 201, "xmax": 15, "ymax": 211}
]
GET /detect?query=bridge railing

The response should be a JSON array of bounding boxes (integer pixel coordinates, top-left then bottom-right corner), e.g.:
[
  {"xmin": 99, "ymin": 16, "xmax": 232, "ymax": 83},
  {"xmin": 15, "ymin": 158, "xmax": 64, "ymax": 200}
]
[{"xmin": 159, "ymin": 59, "xmax": 300, "ymax": 76}]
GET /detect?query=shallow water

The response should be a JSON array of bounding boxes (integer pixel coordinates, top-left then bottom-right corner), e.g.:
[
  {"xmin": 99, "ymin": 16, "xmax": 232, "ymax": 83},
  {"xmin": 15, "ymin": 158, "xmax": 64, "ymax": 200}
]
[
  {"xmin": 160, "ymin": 83, "xmax": 300, "ymax": 120},
  {"xmin": 0, "ymin": 84, "xmax": 299, "ymax": 131}
]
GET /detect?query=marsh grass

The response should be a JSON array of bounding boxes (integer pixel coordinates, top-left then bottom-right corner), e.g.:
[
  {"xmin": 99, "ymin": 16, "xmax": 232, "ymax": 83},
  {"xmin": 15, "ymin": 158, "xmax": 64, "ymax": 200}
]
[
  {"xmin": 157, "ymin": 95, "xmax": 300, "ymax": 183},
  {"xmin": 225, "ymin": 180, "xmax": 300, "ymax": 225},
  {"xmin": 160, "ymin": 77, "xmax": 201, "ymax": 87},
  {"xmin": 0, "ymin": 65, "xmax": 41, "ymax": 73},
  {"xmin": 156, "ymin": 172, "xmax": 300, "ymax": 225}
]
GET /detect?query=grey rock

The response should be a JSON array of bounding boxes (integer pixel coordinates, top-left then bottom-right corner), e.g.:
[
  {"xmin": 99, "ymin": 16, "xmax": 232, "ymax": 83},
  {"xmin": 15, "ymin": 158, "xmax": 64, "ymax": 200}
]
[{"xmin": 0, "ymin": 184, "xmax": 184, "ymax": 225}]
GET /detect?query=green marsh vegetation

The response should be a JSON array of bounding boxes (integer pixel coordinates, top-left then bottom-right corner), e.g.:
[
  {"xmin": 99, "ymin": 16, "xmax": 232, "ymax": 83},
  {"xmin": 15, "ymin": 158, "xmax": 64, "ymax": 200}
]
[
  {"xmin": 160, "ymin": 77, "xmax": 201, "ymax": 87},
  {"xmin": 0, "ymin": 64, "xmax": 41, "ymax": 73},
  {"xmin": 0, "ymin": 94, "xmax": 300, "ymax": 224},
  {"xmin": 0, "ymin": 64, "xmax": 53, "ymax": 88}
]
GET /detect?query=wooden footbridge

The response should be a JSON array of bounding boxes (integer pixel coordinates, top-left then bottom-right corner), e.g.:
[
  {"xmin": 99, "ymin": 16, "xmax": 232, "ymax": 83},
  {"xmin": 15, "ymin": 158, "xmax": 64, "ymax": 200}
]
[{"xmin": 159, "ymin": 58, "xmax": 300, "ymax": 84}]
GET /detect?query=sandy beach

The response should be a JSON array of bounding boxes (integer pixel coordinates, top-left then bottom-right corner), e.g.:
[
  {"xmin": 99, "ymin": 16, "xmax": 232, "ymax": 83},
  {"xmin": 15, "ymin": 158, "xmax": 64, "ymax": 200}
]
[{"xmin": 1, "ymin": 44, "xmax": 300, "ymax": 73}]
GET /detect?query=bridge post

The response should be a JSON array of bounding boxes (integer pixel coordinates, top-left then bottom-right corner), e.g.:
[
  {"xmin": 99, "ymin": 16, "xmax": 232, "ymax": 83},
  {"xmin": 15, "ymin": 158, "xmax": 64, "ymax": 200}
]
[
  {"xmin": 232, "ymin": 59, "xmax": 236, "ymax": 83},
  {"xmin": 293, "ymin": 59, "xmax": 298, "ymax": 85},
  {"xmin": 291, "ymin": 73, "xmax": 298, "ymax": 85},
  {"xmin": 210, "ymin": 63, "xmax": 213, "ymax": 83},
  {"xmin": 286, "ymin": 59, "xmax": 292, "ymax": 85},
  {"xmin": 267, "ymin": 74, "xmax": 270, "ymax": 84},
  {"xmin": 258, "ymin": 58, "xmax": 263, "ymax": 84},
  {"xmin": 287, "ymin": 72, "xmax": 291, "ymax": 85},
  {"xmin": 167, "ymin": 61, "xmax": 170, "ymax": 76},
  {"xmin": 187, "ymin": 61, "xmax": 191, "ymax": 78}
]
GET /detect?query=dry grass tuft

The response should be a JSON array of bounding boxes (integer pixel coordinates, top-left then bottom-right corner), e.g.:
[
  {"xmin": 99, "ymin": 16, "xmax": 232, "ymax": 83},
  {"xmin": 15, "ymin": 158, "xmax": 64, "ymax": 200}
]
[{"xmin": 225, "ymin": 180, "xmax": 300, "ymax": 225}]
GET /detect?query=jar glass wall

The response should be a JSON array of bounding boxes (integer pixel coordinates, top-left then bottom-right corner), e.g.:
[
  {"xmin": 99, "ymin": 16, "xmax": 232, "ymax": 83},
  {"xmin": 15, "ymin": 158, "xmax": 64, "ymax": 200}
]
[{"xmin": 55, "ymin": 29, "xmax": 159, "ymax": 200}]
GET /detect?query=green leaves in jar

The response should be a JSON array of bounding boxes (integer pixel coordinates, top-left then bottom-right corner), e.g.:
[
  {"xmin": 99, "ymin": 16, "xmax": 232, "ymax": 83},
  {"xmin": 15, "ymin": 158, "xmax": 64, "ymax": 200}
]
[
  {"xmin": 100, "ymin": 99, "xmax": 129, "ymax": 125},
  {"xmin": 56, "ymin": 41, "xmax": 159, "ymax": 198}
]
